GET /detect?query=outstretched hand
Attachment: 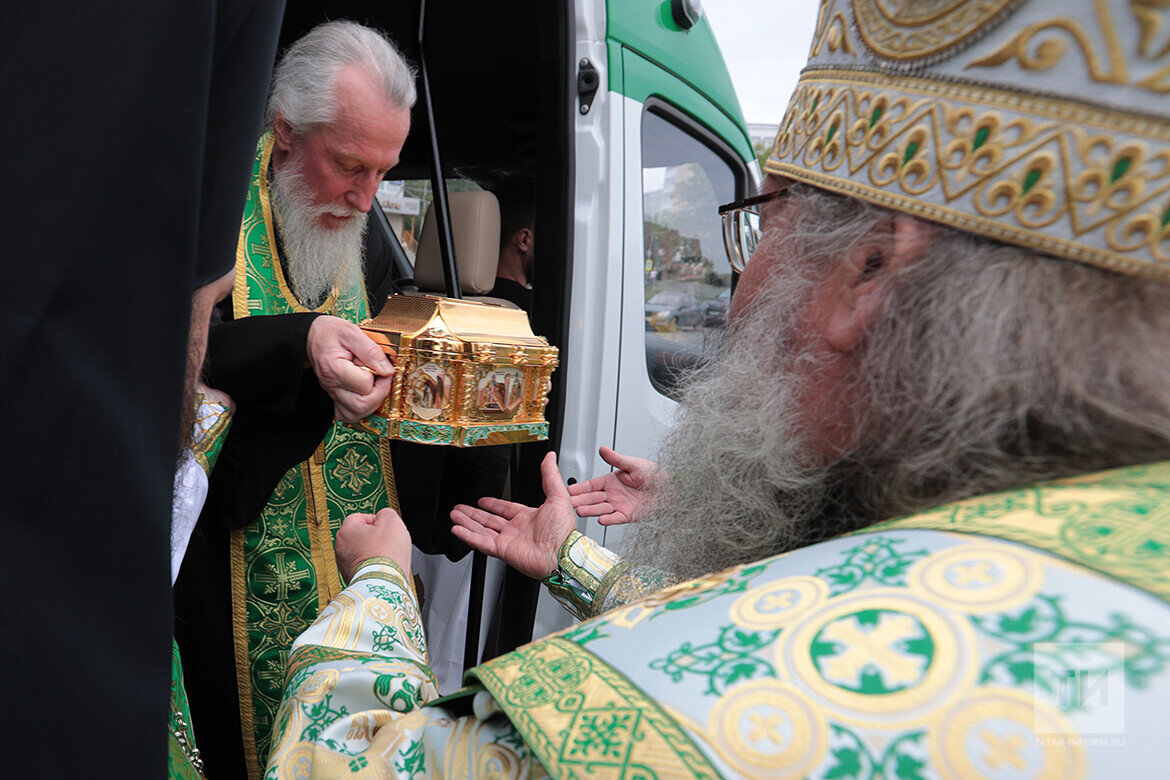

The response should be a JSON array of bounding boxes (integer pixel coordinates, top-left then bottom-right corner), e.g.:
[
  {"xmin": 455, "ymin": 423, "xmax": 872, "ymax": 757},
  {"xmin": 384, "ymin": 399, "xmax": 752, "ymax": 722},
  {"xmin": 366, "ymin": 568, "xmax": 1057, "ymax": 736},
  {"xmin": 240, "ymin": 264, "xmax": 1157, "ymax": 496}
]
[
  {"xmin": 567, "ymin": 446, "xmax": 659, "ymax": 526},
  {"xmin": 450, "ymin": 452, "xmax": 576, "ymax": 579},
  {"xmin": 307, "ymin": 316, "xmax": 395, "ymax": 422}
]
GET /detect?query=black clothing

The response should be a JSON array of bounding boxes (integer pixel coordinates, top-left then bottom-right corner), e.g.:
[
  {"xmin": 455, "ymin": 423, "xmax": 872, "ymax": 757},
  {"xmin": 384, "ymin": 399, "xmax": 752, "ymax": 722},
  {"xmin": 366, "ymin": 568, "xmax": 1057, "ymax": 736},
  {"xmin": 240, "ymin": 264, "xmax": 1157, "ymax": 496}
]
[
  {"xmin": 391, "ymin": 441, "xmax": 509, "ymax": 559},
  {"xmin": 199, "ymin": 218, "xmax": 401, "ymax": 528},
  {"xmin": 0, "ymin": 3, "xmax": 283, "ymax": 777},
  {"xmin": 487, "ymin": 277, "xmax": 533, "ymax": 311}
]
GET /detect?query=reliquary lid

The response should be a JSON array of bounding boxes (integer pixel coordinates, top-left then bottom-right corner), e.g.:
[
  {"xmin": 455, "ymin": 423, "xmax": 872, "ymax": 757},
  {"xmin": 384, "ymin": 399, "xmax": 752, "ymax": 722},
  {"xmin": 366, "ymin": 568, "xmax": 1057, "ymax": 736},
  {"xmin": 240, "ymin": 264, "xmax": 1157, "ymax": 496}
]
[{"xmin": 361, "ymin": 293, "xmax": 549, "ymax": 348}]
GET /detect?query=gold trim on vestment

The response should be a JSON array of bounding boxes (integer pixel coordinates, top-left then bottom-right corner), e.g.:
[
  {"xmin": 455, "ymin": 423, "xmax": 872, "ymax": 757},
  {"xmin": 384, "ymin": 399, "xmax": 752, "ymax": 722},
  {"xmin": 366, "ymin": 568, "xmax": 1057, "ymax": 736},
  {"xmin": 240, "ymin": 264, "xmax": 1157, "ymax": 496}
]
[
  {"xmin": 234, "ymin": 134, "xmax": 339, "ymax": 319},
  {"xmin": 229, "ymin": 526, "xmax": 261, "ymax": 778},
  {"xmin": 380, "ymin": 436, "xmax": 400, "ymax": 512},
  {"xmin": 257, "ymin": 136, "xmax": 337, "ymax": 316},
  {"xmin": 866, "ymin": 461, "xmax": 1170, "ymax": 602},
  {"xmin": 470, "ymin": 637, "xmax": 720, "ymax": 778},
  {"xmin": 306, "ymin": 457, "xmax": 343, "ymax": 611},
  {"xmin": 191, "ymin": 405, "xmax": 232, "ymax": 474},
  {"xmin": 593, "ymin": 560, "xmax": 635, "ymax": 614}
]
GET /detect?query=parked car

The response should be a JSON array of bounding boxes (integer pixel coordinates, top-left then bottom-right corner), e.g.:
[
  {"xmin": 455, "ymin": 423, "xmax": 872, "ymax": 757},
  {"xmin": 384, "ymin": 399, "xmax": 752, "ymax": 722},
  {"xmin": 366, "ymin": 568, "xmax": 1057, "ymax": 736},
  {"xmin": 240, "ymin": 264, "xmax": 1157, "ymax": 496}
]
[
  {"xmin": 645, "ymin": 291, "xmax": 704, "ymax": 330},
  {"xmin": 703, "ymin": 288, "xmax": 731, "ymax": 326}
]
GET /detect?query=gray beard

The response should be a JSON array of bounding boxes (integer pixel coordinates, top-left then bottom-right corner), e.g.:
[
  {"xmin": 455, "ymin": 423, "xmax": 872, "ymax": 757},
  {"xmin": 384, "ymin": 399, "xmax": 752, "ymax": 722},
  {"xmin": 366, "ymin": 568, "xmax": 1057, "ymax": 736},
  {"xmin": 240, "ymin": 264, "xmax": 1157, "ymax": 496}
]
[
  {"xmin": 621, "ymin": 270, "xmax": 862, "ymax": 580},
  {"xmin": 270, "ymin": 160, "xmax": 368, "ymax": 309}
]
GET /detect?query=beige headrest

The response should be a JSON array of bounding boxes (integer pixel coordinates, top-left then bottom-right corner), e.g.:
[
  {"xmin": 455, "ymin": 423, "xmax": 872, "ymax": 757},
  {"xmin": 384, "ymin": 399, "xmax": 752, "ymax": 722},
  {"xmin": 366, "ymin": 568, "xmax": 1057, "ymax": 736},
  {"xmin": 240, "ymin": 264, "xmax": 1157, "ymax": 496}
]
[{"xmin": 413, "ymin": 191, "xmax": 501, "ymax": 295}]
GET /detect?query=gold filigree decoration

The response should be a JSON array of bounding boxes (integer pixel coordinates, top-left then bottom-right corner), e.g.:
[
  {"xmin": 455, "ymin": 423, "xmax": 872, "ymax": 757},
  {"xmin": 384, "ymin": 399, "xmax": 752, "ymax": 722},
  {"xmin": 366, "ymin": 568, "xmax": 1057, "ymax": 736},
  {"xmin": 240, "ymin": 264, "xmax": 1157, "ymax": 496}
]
[
  {"xmin": 708, "ymin": 680, "xmax": 829, "ymax": 778},
  {"xmin": 1133, "ymin": 0, "xmax": 1170, "ymax": 59},
  {"xmin": 929, "ymin": 688, "xmax": 1084, "ymax": 779},
  {"xmin": 769, "ymin": 70, "xmax": 1170, "ymax": 279},
  {"xmin": 811, "ymin": 2, "xmax": 855, "ymax": 57},
  {"xmin": 967, "ymin": 0, "xmax": 1170, "ymax": 93},
  {"xmin": 852, "ymin": 0, "xmax": 1020, "ymax": 62}
]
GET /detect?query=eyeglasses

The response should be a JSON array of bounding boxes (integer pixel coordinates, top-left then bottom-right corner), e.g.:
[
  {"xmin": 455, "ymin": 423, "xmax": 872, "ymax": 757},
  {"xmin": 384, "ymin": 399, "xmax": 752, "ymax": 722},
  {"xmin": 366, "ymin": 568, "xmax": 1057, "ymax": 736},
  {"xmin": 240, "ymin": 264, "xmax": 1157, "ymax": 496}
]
[{"xmin": 719, "ymin": 189, "xmax": 789, "ymax": 273}]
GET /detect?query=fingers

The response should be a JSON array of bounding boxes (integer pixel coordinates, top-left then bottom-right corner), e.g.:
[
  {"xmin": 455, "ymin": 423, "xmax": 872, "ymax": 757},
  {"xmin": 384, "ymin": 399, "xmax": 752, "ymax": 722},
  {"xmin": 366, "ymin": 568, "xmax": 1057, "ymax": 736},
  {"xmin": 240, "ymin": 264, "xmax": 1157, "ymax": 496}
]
[
  {"xmin": 372, "ymin": 507, "xmax": 404, "ymax": 526},
  {"xmin": 450, "ymin": 524, "xmax": 497, "ymax": 556},
  {"xmin": 309, "ymin": 318, "xmax": 394, "ymax": 395},
  {"xmin": 336, "ymin": 321, "xmax": 394, "ymax": 375},
  {"xmin": 373, "ymin": 507, "xmax": 411, "ymax": 547},
  {"xmin": 476, "ymin": 496, "xmax": 528, "ymax": 519},
  {"xmin": 450, "ymin": 508, "xmax": 506, "ymax": 557},
  {"xmin": 598, "ymin": 513, "xmax": 631, "ymax": 526},
  {"xmin": 332, "ymin": 374, "xmax": 394, "ymax": 421},
  {"xmin": 568, "ymin": 489, "xmax": 608, "ymax": 506},
  {"xmin": 370, "ymin": 373, "xmax": 393, "ymax": 397},
  {"xmin": 572, "ymin": 501, "xmax": 613, "ymax": 518},
  {"xmin": 566, "ymin": 477, "xmax": 605, "ymax": 496},
  {"xmin": 333, "ymin": 358, "xmax": 377, "ymax": 396},
  {"xmin": 455, "ymin": 503, "xmax": 510, "ymax": 531},
  {"xmin": 341, "ymin": 512, "xmax": 378, "ymax": 528}
]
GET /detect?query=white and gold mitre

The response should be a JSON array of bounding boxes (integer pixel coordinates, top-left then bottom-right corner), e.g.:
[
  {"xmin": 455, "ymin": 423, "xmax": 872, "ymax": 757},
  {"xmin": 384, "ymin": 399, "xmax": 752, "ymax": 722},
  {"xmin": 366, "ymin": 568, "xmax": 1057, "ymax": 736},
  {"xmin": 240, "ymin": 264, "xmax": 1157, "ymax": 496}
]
[{"xmin": 767, "ymin": 0, "xmax": 1170, "ymax": 280}]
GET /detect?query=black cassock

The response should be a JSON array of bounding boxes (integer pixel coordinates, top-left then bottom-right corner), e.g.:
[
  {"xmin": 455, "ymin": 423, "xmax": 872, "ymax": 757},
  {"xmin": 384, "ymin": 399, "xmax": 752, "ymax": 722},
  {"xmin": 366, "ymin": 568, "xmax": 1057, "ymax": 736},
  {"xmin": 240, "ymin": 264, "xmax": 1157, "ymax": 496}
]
[{"xmin": 0, "ymin": 2, "xmax": 284, "ymax": 777}]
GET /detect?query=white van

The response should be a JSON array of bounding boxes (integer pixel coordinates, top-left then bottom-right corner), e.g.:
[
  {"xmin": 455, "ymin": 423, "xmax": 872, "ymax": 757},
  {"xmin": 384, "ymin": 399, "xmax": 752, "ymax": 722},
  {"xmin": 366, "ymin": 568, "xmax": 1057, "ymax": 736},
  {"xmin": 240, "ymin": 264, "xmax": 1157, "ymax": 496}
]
[{"xmin": 279, "ymin": 0, "xmax": 758, "ymax": 682}]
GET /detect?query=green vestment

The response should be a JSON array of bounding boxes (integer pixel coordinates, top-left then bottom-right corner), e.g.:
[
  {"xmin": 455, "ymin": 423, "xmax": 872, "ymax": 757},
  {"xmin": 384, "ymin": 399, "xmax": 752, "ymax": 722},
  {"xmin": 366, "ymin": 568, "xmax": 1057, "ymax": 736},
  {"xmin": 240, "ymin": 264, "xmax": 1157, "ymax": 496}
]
[{"xmin": 230, "ymin": 133, "xmax": 400, "ymax": 775}]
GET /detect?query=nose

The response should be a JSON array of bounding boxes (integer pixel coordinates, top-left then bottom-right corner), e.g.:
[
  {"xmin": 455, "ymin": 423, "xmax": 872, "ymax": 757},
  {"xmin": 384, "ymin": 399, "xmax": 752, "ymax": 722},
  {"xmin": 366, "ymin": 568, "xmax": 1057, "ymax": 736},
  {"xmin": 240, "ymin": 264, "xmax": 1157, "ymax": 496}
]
[{"xmin": 346, "ymin": 172, "xmax": 381, "ymax": 212}]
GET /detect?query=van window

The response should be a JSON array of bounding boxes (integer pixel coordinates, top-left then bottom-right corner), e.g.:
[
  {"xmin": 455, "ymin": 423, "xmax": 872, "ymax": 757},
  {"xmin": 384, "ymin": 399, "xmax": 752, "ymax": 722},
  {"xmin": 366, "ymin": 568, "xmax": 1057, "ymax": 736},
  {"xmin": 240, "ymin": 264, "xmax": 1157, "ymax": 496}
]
[
  {"xmin": 377, "ymin": 178, "xmax": 483, "ymax": 264},
  {"xmin": 641, "ymin": 109, "xmax": 738, "ymax": 399}
]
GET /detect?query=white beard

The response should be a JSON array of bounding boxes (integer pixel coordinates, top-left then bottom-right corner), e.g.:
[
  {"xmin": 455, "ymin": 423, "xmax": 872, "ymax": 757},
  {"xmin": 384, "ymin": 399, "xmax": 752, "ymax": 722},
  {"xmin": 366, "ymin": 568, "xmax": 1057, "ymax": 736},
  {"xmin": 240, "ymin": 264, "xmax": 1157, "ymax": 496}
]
[
  {"xmin": 621, "ymin": 267, "xmax": 856, "ymax": 580},
  {"xmin": 270, "ymin": 158, "xmax": 368, "ymax": 308}
]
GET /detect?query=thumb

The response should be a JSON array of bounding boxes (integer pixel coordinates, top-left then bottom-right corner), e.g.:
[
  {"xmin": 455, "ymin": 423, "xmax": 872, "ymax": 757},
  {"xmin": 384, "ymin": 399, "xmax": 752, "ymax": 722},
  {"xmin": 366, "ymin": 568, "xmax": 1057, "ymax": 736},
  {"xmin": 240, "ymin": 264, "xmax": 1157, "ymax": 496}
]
[
  {"xmin": 599, "ymin": 446, "xmax": 638, "ymax": 473},
  {"xmin": 540, "ymin": 451, "xmax": 571, "ymax": 502}
]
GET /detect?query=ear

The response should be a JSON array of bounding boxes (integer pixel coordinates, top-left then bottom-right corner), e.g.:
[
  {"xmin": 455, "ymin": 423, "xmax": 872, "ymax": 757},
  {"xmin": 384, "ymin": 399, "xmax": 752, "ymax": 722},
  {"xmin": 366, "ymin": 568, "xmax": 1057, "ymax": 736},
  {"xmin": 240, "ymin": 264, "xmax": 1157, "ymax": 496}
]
[
  {"xmin": 272, "ymin": 112, "xmax": 294, "ymax": 152},
  {"xmin": 516, "ymin": 228, "xmax": 532, "ymax": 252},
  {"xmin": 823, "ymin": 215, "xmax": 933, "ymax": 352}
]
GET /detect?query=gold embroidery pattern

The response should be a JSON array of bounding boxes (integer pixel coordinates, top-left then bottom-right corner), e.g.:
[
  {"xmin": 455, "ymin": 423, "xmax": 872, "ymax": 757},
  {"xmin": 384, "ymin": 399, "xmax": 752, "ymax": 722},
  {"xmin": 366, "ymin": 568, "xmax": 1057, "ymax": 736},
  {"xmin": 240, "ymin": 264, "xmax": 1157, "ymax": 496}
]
[
  {"xmin": 810, "ymin": 2, "xmax": 855, "ymax": 57},
  {"xmin": 708, "ymin": 680, "xmax": 829, "ymax": 779},
  {"xmin": 768, "ymin": 70, "xmax": 1170, "ymax": 280},
  {"xmin": 730, "ymin": 576, "xmax": 830, "ymax": 630},
  {"xmin": 471, "ymin": 637, "xmax": 721, "ymax": 778},
  {"xmin": 772, "ymin": 0, "xmax": 1170, "ymax": 280},
  {"xmin": 783, "ymin": 590, "xmax": 978, "ymax": 729},
  {"xmin": 908, "ymin": 544, "xmax": 1045, "ymax": 613},
  {"xmin": 190, "ymin": 398, "xmax": 232, "ymax": 475},
  {"xmin": 967, "ymin": 0, "xmax": 1170, "ymax": 92},
  {"xmin": 868, "ymin": 461, "xmax": 1170, "ymax": 601},
  {"xmin": 929, "ymin": 688, "xmax": 1084, "ymax": 778},
  {"xmin": 852, "ymin": 0, "xmax": 1022, "ymax": 63},
  {"xmin": 329, "ymin": 448, "xmax": 376, "ymax": 495}
]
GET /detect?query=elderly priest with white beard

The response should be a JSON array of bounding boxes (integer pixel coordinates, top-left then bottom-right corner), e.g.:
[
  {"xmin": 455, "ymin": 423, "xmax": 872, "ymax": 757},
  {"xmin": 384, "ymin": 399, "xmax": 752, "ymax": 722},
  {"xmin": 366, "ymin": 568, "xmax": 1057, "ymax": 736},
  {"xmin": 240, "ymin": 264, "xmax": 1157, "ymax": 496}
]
[
  {"xmin": 173, "ymin": 20, "xmax": 418, "ymax": 779},
  {"xmin": 263, "ymin": 0, "xmax": 1170, "ymax": 777}
]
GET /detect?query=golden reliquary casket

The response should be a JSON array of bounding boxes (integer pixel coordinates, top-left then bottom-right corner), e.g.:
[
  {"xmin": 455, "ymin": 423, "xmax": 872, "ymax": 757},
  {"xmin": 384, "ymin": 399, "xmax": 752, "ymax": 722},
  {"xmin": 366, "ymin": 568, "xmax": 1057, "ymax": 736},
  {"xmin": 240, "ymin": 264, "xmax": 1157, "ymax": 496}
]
[{"xmin": 356, "ymin": 293, "xmax": 558, "ymax": 447}]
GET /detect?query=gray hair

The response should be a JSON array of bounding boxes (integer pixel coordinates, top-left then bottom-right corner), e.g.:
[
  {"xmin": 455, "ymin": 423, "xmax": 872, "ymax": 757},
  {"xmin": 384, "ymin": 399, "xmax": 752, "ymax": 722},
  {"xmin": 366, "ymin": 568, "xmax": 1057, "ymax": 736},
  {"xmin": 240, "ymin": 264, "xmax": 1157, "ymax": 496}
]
[
  {"xmin": 622, "ymin": 183, "xmax": 1170, "ymax": 581},
  {"xmin": 265, "ymin": 20, "xmax": 417, "ymax": 134},
  {"xmin": 837, "ymin": 188, "xmax": 1170, "ymax": 514}
]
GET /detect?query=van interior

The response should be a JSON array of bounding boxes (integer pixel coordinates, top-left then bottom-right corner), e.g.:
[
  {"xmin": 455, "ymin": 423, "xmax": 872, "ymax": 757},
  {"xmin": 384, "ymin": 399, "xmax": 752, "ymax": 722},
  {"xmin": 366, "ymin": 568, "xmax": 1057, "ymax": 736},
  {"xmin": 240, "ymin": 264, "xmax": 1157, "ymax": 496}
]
[{"xmin": 279, "ymin": 0, "xmax": 574, "ymax": 659}]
